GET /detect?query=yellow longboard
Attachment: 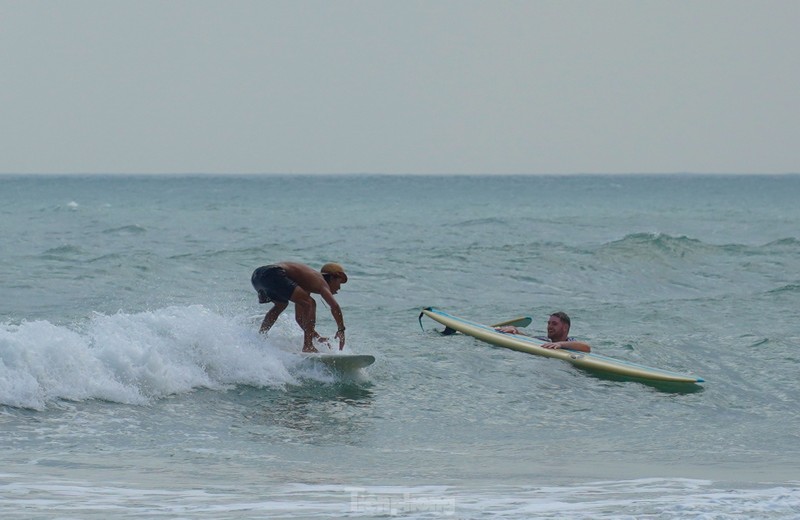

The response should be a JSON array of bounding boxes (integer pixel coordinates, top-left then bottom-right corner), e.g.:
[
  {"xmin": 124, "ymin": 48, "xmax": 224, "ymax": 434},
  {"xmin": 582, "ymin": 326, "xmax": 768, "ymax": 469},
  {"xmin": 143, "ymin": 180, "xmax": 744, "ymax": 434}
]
[{"xmin": 421, "ymin": 307, "xmax": 703, "ymax": 384}]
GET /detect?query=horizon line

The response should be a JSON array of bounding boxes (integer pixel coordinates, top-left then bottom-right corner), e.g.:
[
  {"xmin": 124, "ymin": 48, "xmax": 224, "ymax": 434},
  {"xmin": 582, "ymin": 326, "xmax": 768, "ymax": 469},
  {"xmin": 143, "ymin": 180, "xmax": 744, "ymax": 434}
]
[{"xmin": 2, "ymin": 171, "xmax": 799, "ymax": 177}]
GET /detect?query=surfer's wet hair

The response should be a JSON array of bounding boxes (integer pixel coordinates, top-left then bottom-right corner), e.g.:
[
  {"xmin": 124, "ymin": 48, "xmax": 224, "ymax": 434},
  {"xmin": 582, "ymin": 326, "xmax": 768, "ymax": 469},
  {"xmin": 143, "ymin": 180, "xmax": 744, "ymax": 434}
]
[{"xmin": 550, "ymin": 312, "xmax": 571, "ymax": 328}]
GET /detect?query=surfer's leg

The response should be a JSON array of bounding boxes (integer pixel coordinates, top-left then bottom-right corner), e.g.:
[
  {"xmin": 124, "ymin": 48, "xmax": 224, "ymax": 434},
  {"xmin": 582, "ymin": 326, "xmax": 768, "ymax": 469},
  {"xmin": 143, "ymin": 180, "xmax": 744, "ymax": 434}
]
[
  {"xmin": 288, "ymin": 287, "xmax": 317, "ymax": 352},
  {"xmin": 299, "ymin": 298, "xmax": 318, "ymax": 352},
  {"xmin": 260, "ymin": 301, "xmax": 287, "ymax": 333}
]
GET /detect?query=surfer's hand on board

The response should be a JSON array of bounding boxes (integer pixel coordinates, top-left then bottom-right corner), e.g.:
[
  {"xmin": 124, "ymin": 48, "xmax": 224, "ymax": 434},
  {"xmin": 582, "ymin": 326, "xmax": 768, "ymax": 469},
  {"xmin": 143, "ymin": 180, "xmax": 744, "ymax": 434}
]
[
  {"xmin": 496, "ymin": 326, "xmax": 521, "ymax": 334},
  {"xmin": 542, "ymin": 341, "xmax": 591, "ymax": 352},
  {"xmin": 335, "ymin": 328, "xmax": 345, "ymax": 350}
]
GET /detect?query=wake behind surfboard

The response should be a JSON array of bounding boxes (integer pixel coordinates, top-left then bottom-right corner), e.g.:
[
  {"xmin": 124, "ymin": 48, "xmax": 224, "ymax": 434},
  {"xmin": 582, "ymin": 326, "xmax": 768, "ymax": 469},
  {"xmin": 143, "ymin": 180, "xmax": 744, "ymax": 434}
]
[
  {"xmin": 301, "ymin": 353, "xmax": 376, "ymax": 370},
  {"xmin": 420, "ymin": 307, "xmax": 704, "ymax": 385}
]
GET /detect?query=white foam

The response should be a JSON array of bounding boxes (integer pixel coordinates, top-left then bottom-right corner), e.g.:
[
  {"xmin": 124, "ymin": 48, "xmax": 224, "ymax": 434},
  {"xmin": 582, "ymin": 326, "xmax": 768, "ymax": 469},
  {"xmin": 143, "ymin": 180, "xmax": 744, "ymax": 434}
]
[
  {"xmin": 453, "ymin": 479, "xmax": 800, "ymax": 519},
  {"xmin": 1, "ymin": 478, "xmax": 798, "ymax": 519},
  {"xmin": 0, "ymin": 305, "xmax": 322, "ymax": 410}
]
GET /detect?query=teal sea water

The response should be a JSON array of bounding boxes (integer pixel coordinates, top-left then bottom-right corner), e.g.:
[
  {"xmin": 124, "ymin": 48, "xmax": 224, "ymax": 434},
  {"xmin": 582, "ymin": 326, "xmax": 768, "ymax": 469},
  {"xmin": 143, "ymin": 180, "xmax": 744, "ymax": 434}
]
[{"xmin": 1, "ymin": 174, "xmax": 799, "ymax": 518}]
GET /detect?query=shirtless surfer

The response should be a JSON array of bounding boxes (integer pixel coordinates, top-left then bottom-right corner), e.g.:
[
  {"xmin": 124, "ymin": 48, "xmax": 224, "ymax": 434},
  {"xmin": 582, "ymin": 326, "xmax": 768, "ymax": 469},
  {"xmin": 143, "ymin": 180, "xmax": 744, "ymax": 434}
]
[{"xmin": 251, "ymin": 262, "xmax": 347, "ymax": 352}]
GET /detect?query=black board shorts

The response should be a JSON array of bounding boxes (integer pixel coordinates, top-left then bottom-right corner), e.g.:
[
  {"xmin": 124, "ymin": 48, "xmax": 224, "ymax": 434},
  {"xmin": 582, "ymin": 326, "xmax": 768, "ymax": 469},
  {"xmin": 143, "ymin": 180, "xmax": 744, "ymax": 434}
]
[{"xmin": 251, "ymin": 265, "xmax": 297, "ymax": 304}]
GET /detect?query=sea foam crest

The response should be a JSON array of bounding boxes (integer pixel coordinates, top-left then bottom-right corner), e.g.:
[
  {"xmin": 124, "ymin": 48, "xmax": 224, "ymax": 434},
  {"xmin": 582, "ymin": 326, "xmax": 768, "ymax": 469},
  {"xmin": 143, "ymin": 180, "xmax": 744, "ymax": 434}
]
[{"xmin": 0, "ymin": 305, "xmax": 301, "ymax": 410}]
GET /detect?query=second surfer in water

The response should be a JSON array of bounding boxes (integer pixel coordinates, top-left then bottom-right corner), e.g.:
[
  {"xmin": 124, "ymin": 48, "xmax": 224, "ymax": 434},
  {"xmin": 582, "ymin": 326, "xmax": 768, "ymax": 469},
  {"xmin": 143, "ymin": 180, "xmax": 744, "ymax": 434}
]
[{"xmin": 497, "ymin": 311, "xmax": 591, "ymax": 352}]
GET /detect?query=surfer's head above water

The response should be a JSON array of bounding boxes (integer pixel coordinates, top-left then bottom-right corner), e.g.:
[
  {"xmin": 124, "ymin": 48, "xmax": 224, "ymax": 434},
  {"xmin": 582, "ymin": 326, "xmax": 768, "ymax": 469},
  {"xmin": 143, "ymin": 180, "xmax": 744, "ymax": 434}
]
[
  {"xmin": 547, "ymin": 312, "xmax": 571, "ymax": 342},
  {"xmin": 550, "ymin": 311, "xmax": 570, "ymax": 327}
]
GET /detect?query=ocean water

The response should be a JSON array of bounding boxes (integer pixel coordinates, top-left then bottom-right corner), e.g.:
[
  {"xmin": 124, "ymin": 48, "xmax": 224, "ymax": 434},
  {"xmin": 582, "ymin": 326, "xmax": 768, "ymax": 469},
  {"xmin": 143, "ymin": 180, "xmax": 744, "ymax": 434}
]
[{"xmin": 1, "ymin": 174, "xmax": 799, "ymax": 519}]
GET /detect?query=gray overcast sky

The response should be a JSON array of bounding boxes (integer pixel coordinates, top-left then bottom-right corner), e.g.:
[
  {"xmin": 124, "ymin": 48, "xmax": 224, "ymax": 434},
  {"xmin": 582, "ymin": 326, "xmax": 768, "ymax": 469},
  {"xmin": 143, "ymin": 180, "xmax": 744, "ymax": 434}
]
[{"xmin": 1, "ymin": 1, "xmax": 798, "ymax": 174}]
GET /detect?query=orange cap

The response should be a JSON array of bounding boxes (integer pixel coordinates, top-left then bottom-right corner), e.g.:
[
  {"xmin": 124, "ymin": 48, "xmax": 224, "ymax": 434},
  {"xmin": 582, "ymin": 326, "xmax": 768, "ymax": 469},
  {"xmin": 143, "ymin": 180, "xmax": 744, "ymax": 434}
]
[{"xmin": 321, "ymin": 262, "xmax": 348, "ymax": 283}]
